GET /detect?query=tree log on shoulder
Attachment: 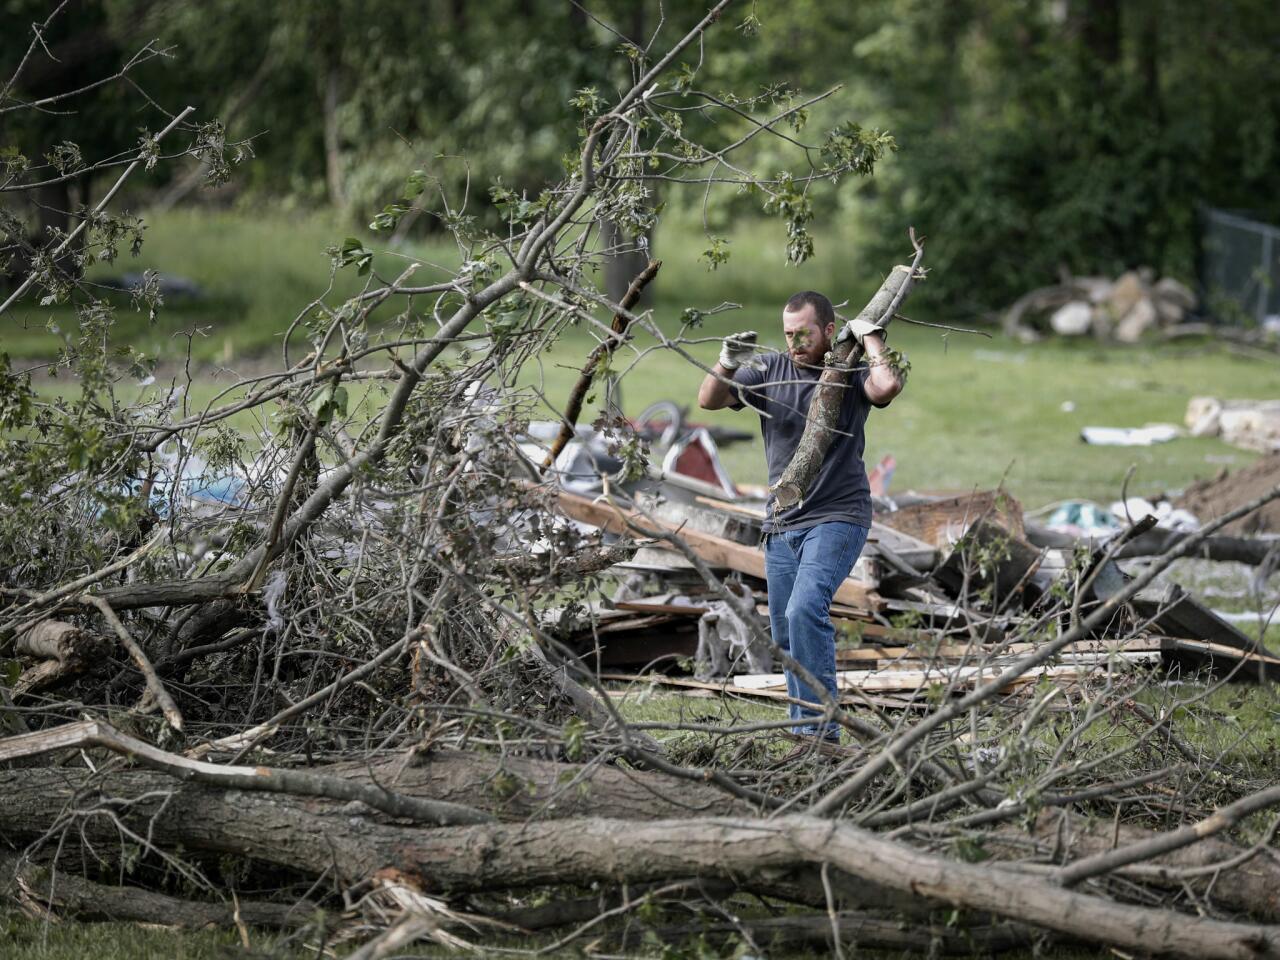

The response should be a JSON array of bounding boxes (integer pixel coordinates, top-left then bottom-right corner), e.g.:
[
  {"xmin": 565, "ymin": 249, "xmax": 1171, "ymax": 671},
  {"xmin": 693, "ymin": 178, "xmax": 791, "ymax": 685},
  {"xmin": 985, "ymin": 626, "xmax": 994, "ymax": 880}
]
[{"xmin": 772, "ymin": 246, "xmax": 923, "ymax": 510}]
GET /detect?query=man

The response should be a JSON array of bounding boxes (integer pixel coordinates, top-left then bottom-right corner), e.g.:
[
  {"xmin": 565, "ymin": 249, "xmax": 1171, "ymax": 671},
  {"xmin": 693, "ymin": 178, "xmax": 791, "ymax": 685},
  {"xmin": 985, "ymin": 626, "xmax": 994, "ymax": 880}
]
[{"xmin": 697, "ymin": 291, "xmax": 904, "ymax": 741}]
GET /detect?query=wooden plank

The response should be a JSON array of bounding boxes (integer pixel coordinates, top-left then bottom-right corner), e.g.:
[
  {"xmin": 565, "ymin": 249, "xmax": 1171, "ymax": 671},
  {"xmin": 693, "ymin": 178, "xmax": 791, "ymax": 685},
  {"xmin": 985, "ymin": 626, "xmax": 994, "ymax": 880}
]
[
  {"xmin": 575, "ymin": 614, "xmax": 677, "ymax": 637},
  {"xmin": 866, "ymin": 521, "xmax": 939, "ymax": 570},
  {"xmin": 834, "ymin": 637, "xmax": 1162, "ymax": 666},
  {"xmin": 596, "ymin": 672, "xmax": 921, "ymax": 710},
  {"xmin": 1166, "ymin": 638, "xmax": 1280, "ymax": 667},
  {"xmin": 734, "ymin": 655, "xmax": 1159, "ymax": 694},
  {"xmin": 1132, "ymin": 587, "xmax": 1277, "ymax": 683},
  {"xmin": 555, "ymin": 489, "xmax": 881, "ymax": 610},
  {"xmin": 694, "ymin": 495, "xmax": 767, "ymax": 520},
  {"xmin": 614, "ymin": 600, "xmax": 709, "ymax": 616}
]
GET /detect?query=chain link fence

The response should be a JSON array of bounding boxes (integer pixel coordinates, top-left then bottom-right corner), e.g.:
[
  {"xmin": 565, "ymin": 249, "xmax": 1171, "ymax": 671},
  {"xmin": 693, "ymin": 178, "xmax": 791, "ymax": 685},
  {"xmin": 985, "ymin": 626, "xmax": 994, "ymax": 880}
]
[{"xmin": 1200, "ymin": 207, "xmax": 1280, "ymax": 327}]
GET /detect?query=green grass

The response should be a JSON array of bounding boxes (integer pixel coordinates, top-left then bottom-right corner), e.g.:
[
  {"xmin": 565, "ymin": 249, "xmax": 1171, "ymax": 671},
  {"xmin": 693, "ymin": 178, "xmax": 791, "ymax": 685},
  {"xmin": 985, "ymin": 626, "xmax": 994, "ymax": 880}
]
[
  {"xmin": 0, "ymin": 913, "xmax": 253, "ymax": 959},
  {"xmin": 3, "ymin": 207, "xmax": 462, "ymax": 361},
  {"xmin": 7, "ymin": 207, "xmax": 1275, "ymax": 512},
  {"xmin": 529, "ymin": 310, "xmax": 1271, "ymax": 508}
]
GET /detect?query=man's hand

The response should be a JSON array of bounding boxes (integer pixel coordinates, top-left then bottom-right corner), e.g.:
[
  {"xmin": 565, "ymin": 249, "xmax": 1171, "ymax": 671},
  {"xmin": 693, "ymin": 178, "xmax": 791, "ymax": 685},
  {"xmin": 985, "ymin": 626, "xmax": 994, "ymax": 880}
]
[
  {"xmin": 719, "ymin": 330, "xmax": 763, "ymax": 371},
  {"xmin": 835, "ymin": 316, "xmax": 884, "ymax": 349}
]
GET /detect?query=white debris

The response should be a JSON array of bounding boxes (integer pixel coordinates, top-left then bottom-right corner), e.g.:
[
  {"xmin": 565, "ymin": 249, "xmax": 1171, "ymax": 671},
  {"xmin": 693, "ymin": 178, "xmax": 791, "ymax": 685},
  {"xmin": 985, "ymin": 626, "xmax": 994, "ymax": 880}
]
[
  {"xmin": 1081, "ymin": 424, "xmax": 1181, "ymax": 446},
  {"xmin": 1049, "ymin": 301, "xmax": 1093, "ymax": 336}
]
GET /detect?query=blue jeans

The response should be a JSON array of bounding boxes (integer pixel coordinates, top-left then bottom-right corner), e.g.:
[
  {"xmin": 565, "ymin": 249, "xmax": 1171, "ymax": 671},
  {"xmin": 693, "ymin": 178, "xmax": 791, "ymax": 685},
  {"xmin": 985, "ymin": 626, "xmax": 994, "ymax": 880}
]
[{"xmin": 764, "ymin": 521, "xmax": 869, "ymax": 741}]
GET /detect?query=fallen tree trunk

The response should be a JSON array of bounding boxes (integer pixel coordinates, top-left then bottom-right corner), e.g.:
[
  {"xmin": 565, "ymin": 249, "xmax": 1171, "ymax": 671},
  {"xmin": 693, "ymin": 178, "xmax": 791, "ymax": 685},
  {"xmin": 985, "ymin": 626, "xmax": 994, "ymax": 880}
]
[
  {"xmin": 1117, "ymin": 528, "xmax": 1280, "ymax": 567},
  {"xmin": 990, "ymin": 811, "xmax": 1280, "ymax": 922},
  {"xmin": 0, "ymin": 721, "xmax": 750, "ymax": 824},
  {"xmin": 12, "ymin": 620, "xmax": 104, "ymax": 695},
  {"xmin": 0, "ymin": 720, "xmax": 495, "ymax": 827},
  {"xmin": 0, "ymin": 766, "xmax": 1276, "ymax": 960},
  {"xmin": 0, "ymin": 854, "xmax": 317, "ymax": 930},
  {"xmin": 1025, "ymin": 523, "xmax": 1280, "ymax": 568}
]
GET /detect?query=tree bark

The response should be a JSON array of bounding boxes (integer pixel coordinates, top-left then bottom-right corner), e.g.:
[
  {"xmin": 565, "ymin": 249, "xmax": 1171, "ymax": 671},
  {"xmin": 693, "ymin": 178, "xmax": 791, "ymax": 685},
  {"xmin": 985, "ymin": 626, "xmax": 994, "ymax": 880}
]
[
  {"xmin": 771, "ymin": 259, "xmax": 920, "ymax": 509},
  {"xmin": 12, "ymin": 620, "xmax": 104, "ymax": 695},
  {"xmin": 543, "ymin": 259, "xmax": 661, "ymax": 468},
  {"xmin": 0, "ymin": 770, "xmax": 1276, "ymax": 960},
  {"xmin": 0, "ymin": 854, "xmax": 317, "ymax": 930},
  {"xmin": 991, "ymin": 811, "xmax": 1280, "ymax": 922},
  {"xmin": 1116, "ymin": 528, "xmax": 1280, "ymax": 567},
  {"xmin": 322, "ymin": 66, "xmax": 346, "ymax": 209}
]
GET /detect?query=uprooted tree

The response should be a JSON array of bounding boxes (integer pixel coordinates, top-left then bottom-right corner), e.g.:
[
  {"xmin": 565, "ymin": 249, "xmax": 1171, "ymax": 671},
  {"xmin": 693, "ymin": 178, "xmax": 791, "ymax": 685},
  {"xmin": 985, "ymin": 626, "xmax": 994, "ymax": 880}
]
[{"xmin": 4, "ymin": 4, "xmax": 1280, "ymax": 957}]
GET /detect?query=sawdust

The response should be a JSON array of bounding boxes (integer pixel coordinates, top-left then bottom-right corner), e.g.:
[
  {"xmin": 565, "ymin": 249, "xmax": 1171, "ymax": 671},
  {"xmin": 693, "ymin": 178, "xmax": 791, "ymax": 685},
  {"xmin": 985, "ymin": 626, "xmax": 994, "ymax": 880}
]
[{"xmin": 1175, "ymin": 453, "xmax": 1280, "ymax": 535}]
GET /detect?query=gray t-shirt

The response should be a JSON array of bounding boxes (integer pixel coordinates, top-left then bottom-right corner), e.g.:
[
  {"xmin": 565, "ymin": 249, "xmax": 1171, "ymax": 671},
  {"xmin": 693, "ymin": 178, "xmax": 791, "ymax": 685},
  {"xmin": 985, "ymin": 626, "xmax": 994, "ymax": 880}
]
[{"xmin": 731, "ymin": 352, "xmax": 885, "ymax": 533}]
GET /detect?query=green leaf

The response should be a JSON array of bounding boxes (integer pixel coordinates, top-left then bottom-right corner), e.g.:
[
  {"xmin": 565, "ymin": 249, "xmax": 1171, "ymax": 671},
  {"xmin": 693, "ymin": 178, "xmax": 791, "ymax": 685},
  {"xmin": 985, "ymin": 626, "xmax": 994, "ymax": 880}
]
[
  {"xmin": 338, "ymin": 237, "xmax": 374, "ymax": 276},
  {"xmin": 403, "ymin": 169, "xmax": 429, "ymax": 199},
  {"xmin": 308, "ymin": 383, "xmax": 348, "ymax": 425}
]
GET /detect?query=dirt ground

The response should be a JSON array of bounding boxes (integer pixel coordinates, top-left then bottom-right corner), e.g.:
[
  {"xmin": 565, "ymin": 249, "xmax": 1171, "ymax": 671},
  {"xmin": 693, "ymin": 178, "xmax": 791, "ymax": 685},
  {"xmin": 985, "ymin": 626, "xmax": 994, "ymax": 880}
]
[{"xmin": 1176, "ymin": 453, "xmax": 1280, "ymax": 534}]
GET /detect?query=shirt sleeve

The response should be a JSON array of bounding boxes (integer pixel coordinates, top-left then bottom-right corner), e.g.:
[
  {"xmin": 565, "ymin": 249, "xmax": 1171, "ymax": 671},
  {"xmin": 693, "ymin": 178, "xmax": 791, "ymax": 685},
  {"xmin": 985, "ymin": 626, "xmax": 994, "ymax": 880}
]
[{"xmin": 729, "ymin": 361, "xmax": 768, "ymax": 412}]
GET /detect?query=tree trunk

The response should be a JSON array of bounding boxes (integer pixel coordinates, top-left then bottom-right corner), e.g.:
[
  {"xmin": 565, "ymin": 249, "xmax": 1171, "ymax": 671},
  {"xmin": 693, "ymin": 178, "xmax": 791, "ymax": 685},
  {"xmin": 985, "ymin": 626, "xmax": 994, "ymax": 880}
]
[
  {"xmin": 991, "ymin": 811, "xmax": 1280, "ymax": 922},
  {"xmin": 322, "ymin": 66, "xmax": 346, "ymax": 210},
  {"xmin": 1, "ymin": 770, "xmax": 1276, "ymax": 960},
  {"xmin": 1, "ymin": 854, "xmax": 317, "ymax": 930},
  {"xmin": 771, "ymin": 261, "xmax": 918, "ymax": 509}
]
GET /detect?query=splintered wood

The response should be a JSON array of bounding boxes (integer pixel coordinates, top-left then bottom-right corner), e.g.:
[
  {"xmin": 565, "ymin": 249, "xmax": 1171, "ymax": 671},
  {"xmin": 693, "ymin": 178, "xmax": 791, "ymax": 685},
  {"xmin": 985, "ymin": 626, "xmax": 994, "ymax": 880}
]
[{"xmin": 549, "ymin": 487, "xmax": 1276, "ymax": 706}]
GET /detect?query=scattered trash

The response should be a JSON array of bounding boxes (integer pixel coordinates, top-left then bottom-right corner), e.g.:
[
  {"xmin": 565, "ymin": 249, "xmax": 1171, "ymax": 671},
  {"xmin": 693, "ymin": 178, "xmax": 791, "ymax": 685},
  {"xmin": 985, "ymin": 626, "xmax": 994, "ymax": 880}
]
[
  {"xmin": 1044, "ymin": 500, "xmax": 1121, "ymax": 538},
  {"xmin": 547, "ymin": 481, "xmax": 1277, "ymax": 701},
  {"xmin": 1109, "ymin": 497, "xmax": 1199, "ymax": 532},
  {"xmin": 1081, "ymin": 424, "xmax": 1180, "ymax": 446}
]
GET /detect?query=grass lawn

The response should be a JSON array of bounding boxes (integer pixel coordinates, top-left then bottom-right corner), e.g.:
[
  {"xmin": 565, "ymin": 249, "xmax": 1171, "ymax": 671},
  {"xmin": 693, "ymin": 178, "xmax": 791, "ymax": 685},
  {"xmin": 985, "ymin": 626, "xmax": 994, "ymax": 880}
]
[
  {"xmin": 10, "ymin": 208, "xmax": 1270, "ymax": 510},
  {"xmin": 0, "ymin": 914, "xmax": 253, "ymax": 959}
]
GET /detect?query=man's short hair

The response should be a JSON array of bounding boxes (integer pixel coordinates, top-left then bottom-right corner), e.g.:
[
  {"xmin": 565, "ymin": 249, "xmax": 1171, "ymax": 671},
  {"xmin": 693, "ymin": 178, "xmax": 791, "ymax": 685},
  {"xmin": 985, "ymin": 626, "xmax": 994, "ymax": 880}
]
[{"xmin": 784, "ymin": 290, "xmax": 835, "ymax": 329}]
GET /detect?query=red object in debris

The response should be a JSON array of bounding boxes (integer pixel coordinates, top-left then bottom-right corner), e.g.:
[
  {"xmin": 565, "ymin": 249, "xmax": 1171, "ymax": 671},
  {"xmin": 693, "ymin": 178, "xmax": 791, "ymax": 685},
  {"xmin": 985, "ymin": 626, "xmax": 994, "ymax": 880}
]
[
  {"xmin": 663, "ymin": 428, "xmax": 738, "ymax": 498},
  {"xmin": 673, "ymin": 437, "xmax": 719, "ymax": 486},
  {"xmin": 868, "ymin": 454, "xmax": 896, "ymax": 497}
]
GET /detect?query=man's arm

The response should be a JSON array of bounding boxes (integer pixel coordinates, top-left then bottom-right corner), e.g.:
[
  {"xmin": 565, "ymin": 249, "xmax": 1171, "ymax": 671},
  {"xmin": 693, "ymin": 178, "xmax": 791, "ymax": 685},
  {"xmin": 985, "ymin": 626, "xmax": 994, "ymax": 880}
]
[
  {"xmin": 698, "ymin": 331, "xmax": 760, "ymax": 411},
  {"xmin": 861, "ymin": 333, "xmax": 904, "ymax": 406},
  {"xmin": 698, "ymin": 363, "xmax": 739, "ymax": 410}
]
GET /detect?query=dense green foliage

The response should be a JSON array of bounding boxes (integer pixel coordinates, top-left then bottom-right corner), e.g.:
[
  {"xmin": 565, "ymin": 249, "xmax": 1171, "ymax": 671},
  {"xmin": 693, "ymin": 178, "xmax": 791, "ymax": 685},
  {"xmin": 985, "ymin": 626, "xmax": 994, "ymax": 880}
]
[
  {"xmin": 7, "ymin": 2, "xmax": 1277, "ymax": 316},
  {"xmin": 6, "ymin": 207, "xmax": 1272, "ymax": 511},
  {"xmin": 849, "ymin": 0, "xmax": 1280, "ymax": 316}
]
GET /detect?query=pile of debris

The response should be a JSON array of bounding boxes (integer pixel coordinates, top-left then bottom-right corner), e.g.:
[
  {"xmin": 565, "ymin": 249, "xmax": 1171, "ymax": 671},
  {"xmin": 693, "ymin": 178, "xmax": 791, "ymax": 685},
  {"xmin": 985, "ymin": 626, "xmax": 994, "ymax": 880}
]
[
  {"xmin": 550, "ymin": 483, "xmax": 1279, "ymax": 705},
  {"xmin": 1003, "ymin": 268, "xmax": 1197, "ymax": 342},
  {"xmin": 1187, "ymin": 396, "xmax": 1280, "ymax": 453}
]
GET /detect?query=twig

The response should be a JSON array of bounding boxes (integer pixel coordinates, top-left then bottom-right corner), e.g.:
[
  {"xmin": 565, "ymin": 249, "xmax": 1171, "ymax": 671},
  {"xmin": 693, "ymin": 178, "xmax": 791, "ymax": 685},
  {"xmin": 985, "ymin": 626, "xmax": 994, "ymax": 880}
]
[
  {"xmin": 541, "ymin": 258, "xmax": 662, "ymax": 469},
  {"xmin": 0, "ymin": 105, "xmax": 196, "ymax": 316},
  {"xmin": 83, "ymin": 594, "xmax": 184, "ymax": 732}
]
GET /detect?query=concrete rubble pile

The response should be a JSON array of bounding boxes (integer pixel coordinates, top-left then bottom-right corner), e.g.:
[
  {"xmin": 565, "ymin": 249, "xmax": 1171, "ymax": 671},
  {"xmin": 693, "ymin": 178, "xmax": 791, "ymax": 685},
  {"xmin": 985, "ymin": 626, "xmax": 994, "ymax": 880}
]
[{"xmin": 1003, "ymin": 268, "xmax": 1198, "ymax": 343}]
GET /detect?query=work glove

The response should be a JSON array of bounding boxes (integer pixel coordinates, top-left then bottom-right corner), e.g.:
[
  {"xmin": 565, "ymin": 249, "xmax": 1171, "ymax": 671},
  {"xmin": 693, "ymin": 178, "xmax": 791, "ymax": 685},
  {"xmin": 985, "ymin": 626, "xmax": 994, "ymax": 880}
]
[
  {"xmin": 834, "ymin": 316, "xmax": 885, "ymax": 349},
  {"xmin": 718, "ymin": 330, "xmax": 764, "ymax": 371}
]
